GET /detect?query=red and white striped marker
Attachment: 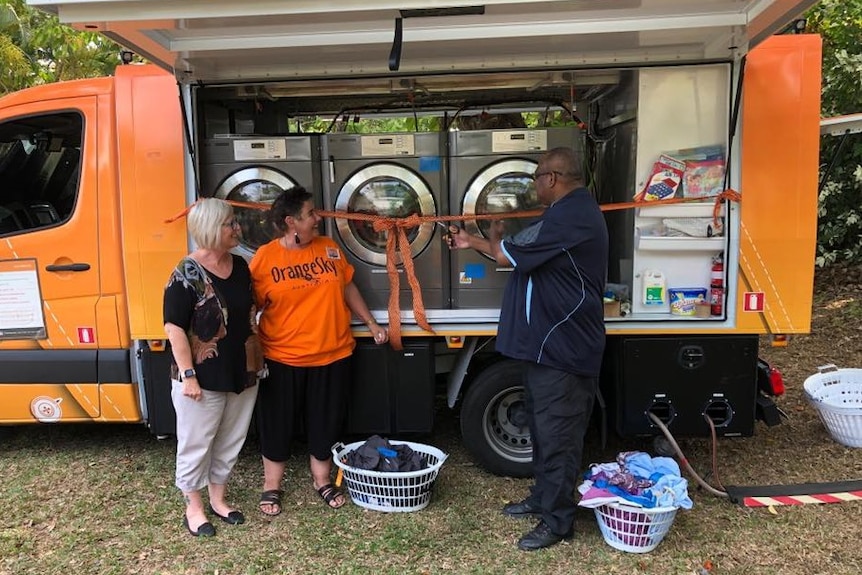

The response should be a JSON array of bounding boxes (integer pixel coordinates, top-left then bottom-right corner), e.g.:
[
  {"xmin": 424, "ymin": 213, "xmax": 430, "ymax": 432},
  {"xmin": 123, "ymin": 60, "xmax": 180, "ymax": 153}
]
[{"xmin": 742, "ymin": 490, "xmax": 862, "ymax": 507}]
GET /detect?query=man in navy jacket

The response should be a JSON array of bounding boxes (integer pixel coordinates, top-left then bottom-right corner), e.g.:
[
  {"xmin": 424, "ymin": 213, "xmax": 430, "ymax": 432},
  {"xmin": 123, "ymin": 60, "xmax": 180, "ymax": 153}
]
[{"xmin": 448, "ymin": 147, "xmax": 608, "ymax": 550}]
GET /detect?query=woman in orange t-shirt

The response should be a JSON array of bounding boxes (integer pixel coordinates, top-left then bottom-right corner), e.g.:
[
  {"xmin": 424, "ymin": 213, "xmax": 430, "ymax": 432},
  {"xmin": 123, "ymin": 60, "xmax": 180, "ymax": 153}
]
[{"xmin": 250, "ymin": 186, "xmax": 388, "ymax": 515}]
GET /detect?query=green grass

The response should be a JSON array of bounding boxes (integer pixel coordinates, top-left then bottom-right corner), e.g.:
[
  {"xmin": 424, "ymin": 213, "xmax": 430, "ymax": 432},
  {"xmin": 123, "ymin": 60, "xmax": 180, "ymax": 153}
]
[
  {"xmin": 2, "ymin": 273, "xmax": 861, "ymax": 575},
  {"xmin": 2, "ymin": 397, "xmax": 861, "ymax": 575}
]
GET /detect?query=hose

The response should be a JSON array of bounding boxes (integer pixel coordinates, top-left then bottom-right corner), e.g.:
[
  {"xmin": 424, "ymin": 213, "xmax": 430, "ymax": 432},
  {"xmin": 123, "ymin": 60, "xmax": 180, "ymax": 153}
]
[
  {"xmin": 647, "ymin": 412, "xmax": 729, "ymax": 498},
  {"xmin": 704, "ymin": 412, "xmax": 726, "ymax": 491}
]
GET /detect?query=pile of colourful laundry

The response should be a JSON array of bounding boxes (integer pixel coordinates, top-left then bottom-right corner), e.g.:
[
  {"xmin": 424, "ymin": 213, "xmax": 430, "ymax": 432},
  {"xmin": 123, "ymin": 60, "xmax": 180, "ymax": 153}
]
[{"xmin": 577, "ymin": 450, "xmax": 693, "ymax": 510}]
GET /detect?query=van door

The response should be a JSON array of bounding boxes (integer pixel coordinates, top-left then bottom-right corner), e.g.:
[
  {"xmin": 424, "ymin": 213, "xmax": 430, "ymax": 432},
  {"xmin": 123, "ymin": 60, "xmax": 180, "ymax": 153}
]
[{"xmin": 0, "ymin": 96, "xmax": 102, "ymax": 423}]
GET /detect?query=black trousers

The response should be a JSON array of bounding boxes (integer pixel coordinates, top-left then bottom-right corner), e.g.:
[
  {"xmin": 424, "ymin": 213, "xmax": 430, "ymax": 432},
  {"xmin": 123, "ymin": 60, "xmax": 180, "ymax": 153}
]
[
  {"xmin": 522, "ymin": 362, "xmax": 597, "ymax": 536},
  {"xmin": 256, "ymin": 356, "xmax": 350, "ymax": 462}
]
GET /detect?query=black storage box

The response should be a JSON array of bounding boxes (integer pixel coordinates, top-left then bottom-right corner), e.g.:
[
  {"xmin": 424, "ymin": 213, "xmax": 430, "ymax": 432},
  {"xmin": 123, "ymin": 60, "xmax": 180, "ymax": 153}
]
[
  {"xmin": 603, "ymin": 335, "xmax": 759, "ymax": 437},
  {"xmin": 346, "ymin": 338, "xmax": 436, "ymax": 436}
]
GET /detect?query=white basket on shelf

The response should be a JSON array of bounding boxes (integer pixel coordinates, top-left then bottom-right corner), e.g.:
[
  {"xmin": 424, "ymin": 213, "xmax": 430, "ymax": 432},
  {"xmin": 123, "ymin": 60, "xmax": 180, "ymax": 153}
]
[
  {"xmin": 803, "ymin": 365, "xmax": 862, "ymax": 448},
  {"xmin": 332, "ymin": 440, "xmax": 448, "ymax": 513},
  {"xmin": 593, "ymin": 503, "xmax": 678, "ymax": 553}
]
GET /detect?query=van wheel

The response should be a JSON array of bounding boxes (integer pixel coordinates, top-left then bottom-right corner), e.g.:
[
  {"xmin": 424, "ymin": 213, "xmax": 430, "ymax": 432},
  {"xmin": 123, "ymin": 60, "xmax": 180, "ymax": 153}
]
[{"xmin": 460, "ymin": 360, "xmax": 532, "ymax": 478}]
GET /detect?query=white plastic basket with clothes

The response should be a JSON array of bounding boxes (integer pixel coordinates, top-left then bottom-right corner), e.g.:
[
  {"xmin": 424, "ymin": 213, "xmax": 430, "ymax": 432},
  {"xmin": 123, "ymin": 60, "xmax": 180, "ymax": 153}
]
[{"xmin": 578, "ymin": 451, "xmax": 692, "ymax": 553}]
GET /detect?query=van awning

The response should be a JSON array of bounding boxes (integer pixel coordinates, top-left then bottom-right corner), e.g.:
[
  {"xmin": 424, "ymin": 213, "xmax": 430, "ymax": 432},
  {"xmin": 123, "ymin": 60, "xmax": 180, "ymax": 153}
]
[{"xmin": 28, "ymin": 0, "xmax": 817, "ymax": 84}]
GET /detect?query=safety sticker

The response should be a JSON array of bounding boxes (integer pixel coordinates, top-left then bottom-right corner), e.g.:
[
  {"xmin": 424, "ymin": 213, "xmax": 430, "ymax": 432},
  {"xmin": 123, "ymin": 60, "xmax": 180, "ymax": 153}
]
[{"xmin": 77, "ymin": 327, "xmax": 95, "ymax": 344}]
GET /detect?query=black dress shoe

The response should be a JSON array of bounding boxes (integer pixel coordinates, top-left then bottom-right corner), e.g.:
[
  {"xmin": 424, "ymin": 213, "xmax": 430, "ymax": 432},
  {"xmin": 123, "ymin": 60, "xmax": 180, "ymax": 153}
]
[
  {"xmin": 183, "ymin": 516, "xmax": 216, "ymax": 537},
  {"xmin": 208, "ymin": 504, "xmax": 246, "ymax": 525},
  {"xmin": 517, "ymin": 520, "xmax": 573, "ymax": 551},
  {"xmin": 502, "ymin": 499, "xmax": 542, "ymax": 518}
]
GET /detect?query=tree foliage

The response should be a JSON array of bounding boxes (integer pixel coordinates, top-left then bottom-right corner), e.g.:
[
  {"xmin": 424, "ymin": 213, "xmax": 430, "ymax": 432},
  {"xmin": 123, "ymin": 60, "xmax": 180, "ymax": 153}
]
[
  {"xmin": 0, "ymin": 0, "xmax": 120, "ymax": 95},
  {"xmin": 806, "ymin": 0, "xmax": 862, "ymax": 265}
]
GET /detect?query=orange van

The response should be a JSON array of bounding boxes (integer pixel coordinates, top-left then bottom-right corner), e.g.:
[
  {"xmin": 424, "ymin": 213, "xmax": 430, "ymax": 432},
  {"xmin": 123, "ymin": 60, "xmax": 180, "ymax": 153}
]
[{"xmin": 0, "ymin": 0, "xmax": 821, "ymax": 476}]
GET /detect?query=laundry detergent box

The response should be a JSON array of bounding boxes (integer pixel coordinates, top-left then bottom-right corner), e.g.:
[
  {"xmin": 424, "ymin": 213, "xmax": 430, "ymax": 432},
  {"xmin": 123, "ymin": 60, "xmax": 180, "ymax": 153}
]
[{"xmin": 668, "ymin": 287, "xmax": 708, "ymax": 316}]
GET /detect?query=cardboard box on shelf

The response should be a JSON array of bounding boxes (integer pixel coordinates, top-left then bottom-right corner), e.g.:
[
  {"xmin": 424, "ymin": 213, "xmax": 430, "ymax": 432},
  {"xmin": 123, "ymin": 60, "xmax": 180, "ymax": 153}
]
[{"xmin": 694, "ymin": 302, "xmax": 712, "ymax": 318}]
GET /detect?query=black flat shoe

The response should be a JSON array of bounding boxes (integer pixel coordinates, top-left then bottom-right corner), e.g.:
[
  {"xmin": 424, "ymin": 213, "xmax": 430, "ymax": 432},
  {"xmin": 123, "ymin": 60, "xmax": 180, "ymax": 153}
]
[
  {"xmin": 502, "ymin": 499, "xmax": 542, "ymax": 519},
  {"xmin": 183, "ymin": 516, "xmax": 216, "ymax": 537},
  {"xmin": 208, "ymin": 505, "xmax": 245, "ymax": 525},
  {"xmin": 517, "ymin": 520, "xmax": 573, "ymax": 551}
]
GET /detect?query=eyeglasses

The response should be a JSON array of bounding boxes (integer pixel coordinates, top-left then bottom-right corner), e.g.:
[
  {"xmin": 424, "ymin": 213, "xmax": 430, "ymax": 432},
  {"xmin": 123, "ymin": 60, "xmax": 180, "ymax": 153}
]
[
  {"xmin": 222, "ymin": 219, "xmax": 241, "ymax": 229},
  {"xmin": 530, "ymin": 170, "xmax": 561, "ymax": 181}
]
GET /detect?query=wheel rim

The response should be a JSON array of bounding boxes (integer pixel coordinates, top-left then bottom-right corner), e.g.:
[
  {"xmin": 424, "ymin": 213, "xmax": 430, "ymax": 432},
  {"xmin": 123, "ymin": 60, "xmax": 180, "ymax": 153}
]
[{"xmin": 481, "ymin": 386, "xmax": 532, "ymax": 464}]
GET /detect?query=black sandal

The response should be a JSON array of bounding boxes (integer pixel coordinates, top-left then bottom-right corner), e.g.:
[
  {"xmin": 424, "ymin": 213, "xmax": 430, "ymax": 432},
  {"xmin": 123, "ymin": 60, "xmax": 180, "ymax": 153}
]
[
  {"xmin": 316, "ymin": 483, "xmax": 346, "ymax": 509},
  {"xmin": 258, "ymin": 489, "xmax": 284, "ymax": 516}
]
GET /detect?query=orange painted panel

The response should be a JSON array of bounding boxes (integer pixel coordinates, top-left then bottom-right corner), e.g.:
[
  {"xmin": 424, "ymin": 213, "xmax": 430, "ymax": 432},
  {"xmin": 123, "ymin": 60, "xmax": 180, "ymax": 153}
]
[
  {"xmin": 0, "ymin": 96, "xmax": 103, "ymax": 350},
  {"xmin": 737, "ymin": 35, "xmax": 821, "ymax": 334},
  {"xmin": 0, "ymin": 383, "xmax": 142, "ymax": 423},
  {"xmin": 0, "ymin": 384, "xmax": 96, "ymax": 423},
  {"xmin": 113, "ymin": 66, "xmax": 188, "ymax": 340},
  {"xmin": 94, "ymin": 296, "xmax": 122, "ymax": 347},
  {"xmin": 99, "ymin": 383, "xmax": 144, "ymax": 423}
]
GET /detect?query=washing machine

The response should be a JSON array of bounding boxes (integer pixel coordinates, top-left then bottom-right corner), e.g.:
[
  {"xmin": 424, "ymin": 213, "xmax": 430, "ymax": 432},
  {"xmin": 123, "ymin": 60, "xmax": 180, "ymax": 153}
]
[
  {"xmin": 322, "ymin": 132, "xmax": 448, "ymax": 311},
  {"xmin": 199, "ymin": 135, "xmax": 322, "ymax": 259},
  {"xmin": 448, "ymin": 127, "xmax": 584, "ymax": 308}
]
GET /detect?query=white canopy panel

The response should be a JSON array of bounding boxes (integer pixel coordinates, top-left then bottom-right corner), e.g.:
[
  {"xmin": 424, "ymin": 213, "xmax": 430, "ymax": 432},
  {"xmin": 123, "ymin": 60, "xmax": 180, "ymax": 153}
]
[{"xmin": 28, "ymin": 0, "xmax": 817, "ymax": 84}]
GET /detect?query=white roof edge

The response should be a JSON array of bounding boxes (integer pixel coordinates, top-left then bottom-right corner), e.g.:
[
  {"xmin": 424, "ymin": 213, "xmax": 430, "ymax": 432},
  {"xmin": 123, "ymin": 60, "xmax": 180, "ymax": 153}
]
[
  {"xmin": 24, "ymin": 0, "xmax": 819, "ymax": 84},
  {"xmin": 820, "ymin": 114, "xmax": 862, "ymax": 137}
]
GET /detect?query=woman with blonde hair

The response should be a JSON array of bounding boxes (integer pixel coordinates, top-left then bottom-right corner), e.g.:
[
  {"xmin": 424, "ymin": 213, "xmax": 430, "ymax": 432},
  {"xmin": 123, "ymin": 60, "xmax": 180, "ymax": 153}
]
[{"xmin": 163, "ymin": 198, "xmax": 263, "ymax": 537}]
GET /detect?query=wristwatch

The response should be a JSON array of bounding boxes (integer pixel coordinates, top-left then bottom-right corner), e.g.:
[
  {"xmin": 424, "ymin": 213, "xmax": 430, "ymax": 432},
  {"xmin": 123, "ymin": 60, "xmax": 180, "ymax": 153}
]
[{"xmin": 181, "ymin": 368, "xmax": 197, "ymax": 381}]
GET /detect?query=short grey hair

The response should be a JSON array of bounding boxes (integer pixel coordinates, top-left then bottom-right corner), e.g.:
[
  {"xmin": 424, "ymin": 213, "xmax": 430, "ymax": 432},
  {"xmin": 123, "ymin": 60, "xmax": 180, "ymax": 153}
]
[
  {"xmin": 187, "ymin": 198, "xmax": 232, "ymax": 250},
  {"xmin": 544, "ymin": 147, "xmax": 585, "ymax": 184}
]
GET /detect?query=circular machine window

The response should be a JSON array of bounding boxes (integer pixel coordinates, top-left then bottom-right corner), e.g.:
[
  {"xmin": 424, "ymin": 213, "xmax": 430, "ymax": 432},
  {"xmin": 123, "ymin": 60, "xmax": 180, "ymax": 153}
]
[
  {"xmin": 462, "ymin": 159, "xmax": 540, "ymax": 259},
  {"xmin": 215, "ymin": 167, "xmax": 297, "ymax": 258},
  {"xmin": 335, "ymin": 163, "xmax": 436, "ymax": 266}
]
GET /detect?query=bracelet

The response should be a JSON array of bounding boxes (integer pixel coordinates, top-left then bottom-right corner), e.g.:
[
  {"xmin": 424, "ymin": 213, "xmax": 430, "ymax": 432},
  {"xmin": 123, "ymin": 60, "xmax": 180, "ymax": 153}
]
[{"xmin": 365, "ymin": 318, "xmax": 377, "ymax": 327}]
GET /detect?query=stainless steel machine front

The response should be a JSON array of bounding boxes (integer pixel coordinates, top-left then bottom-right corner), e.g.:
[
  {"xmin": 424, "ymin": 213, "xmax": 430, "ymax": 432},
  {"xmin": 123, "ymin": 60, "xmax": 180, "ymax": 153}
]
[
  {"xmin": 200, "ymin": 135, "xmax": 322, "ymax": 259},
  {"xmin": 448, "ymin": 127, "xmax": 585, "ymax": 308},
  {"xmin": 322, "ymin": 132, "xmax": 448, "ymax": 311}
]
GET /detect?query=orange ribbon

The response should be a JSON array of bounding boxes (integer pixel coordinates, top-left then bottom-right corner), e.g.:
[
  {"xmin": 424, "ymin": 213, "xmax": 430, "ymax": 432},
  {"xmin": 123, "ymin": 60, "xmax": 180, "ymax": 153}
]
[{"xmin": 166, "ymin": 191, "xmax": 741, "ymax": 349}]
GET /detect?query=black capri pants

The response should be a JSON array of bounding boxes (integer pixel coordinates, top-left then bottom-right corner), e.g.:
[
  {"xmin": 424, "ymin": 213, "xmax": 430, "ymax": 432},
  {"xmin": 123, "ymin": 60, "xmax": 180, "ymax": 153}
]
[{"xmin": 256, "ymin": 356, "xmax": 350, "ymax": 462}]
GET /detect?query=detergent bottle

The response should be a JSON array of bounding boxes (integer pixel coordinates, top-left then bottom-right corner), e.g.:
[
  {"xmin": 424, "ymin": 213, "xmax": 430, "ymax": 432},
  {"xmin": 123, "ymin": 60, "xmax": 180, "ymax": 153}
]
[{"xmin": 642, "ymin": 270, "xmax": 667, "ymax": 307}]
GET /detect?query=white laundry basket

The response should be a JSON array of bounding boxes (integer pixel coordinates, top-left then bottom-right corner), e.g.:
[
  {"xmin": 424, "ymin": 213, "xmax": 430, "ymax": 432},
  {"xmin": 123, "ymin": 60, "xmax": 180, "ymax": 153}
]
[
  {"xmin": 803, "ymin": 365, "xmax": 862, "ymax": 448},
  {"xmin": 594, "ymin": 503, "xmax": 679, "ymax": 553},
  {"xmin": 332, "ymin": 440, "xmax": 448, "ymax": 512}
]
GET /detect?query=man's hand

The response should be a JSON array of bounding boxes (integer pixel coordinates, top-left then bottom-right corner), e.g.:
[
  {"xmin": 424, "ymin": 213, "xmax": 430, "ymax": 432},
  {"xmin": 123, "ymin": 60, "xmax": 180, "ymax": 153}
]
[
  {"xmin": 446, "ymin": 226, "xmax": 472, "ymax": 250},
  {"xmin": 488, "ymin": 220, "xmax": 504, "ymax": 242}
]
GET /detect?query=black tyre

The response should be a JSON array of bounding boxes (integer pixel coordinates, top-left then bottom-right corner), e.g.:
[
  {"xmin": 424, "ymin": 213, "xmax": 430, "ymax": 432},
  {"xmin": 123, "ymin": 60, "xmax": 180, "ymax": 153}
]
[{"xmin": 460, "ymin": 359, "xmax": 533, "ymax": 477}]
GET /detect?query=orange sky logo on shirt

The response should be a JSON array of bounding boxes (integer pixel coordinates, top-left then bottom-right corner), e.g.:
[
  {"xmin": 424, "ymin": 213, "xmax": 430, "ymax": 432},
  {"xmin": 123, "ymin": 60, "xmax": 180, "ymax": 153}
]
[{"xmin": 270, "ymin": 256, "xmax": 339, "ymax": 282}]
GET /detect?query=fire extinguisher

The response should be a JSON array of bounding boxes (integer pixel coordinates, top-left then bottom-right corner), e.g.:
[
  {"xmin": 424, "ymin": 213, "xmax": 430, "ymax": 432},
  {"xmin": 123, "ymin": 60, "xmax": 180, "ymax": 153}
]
[{"xmin": 710, "ymin": 254, "xmax": 724, "ymax": 316}]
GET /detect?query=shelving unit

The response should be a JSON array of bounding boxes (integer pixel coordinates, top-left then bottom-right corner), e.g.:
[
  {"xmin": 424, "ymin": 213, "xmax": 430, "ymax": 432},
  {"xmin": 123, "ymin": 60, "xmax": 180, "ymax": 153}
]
[
  {"xmin": 636, "ymin": 201, "xmax": 722, "ymax": 219},
  {"xmin": 628, "ymin": 66, "xmax": 729, "ymax": 317},
  {"xmin": 635, "ymin": 234, "xmax": 725, "ymax": 252}
]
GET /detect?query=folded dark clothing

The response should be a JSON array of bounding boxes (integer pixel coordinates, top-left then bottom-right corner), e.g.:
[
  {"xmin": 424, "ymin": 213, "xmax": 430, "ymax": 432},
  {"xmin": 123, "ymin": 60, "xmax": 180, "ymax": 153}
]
[{"xmin": 345, "ymin": 435, "xmax": 427, "ymax": 472}]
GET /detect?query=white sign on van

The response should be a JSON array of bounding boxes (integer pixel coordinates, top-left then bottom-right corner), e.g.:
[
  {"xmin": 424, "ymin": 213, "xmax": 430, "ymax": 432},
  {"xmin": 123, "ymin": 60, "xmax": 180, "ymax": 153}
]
[
  {"xmin": 0, "ymin": 258, "xmax": 47, "ymax": 340},
  {"xmin": 233, "ymin": 139, "xmax": 287, "ymax": 161}
]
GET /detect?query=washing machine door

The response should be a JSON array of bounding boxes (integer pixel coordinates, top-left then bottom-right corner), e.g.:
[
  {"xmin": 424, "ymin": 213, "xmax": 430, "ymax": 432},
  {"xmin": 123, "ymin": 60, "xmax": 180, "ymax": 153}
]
[
  {"xmin": 335, "ymin": 163, "xmax": 436, "ymax": 266},
  {"xmin": 214, "ymin": 166, "xmax": 296, "ymax": 258},
  {"xmin": 462, "ymin": 158, "xmax": 540, "ymax": 259}
]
